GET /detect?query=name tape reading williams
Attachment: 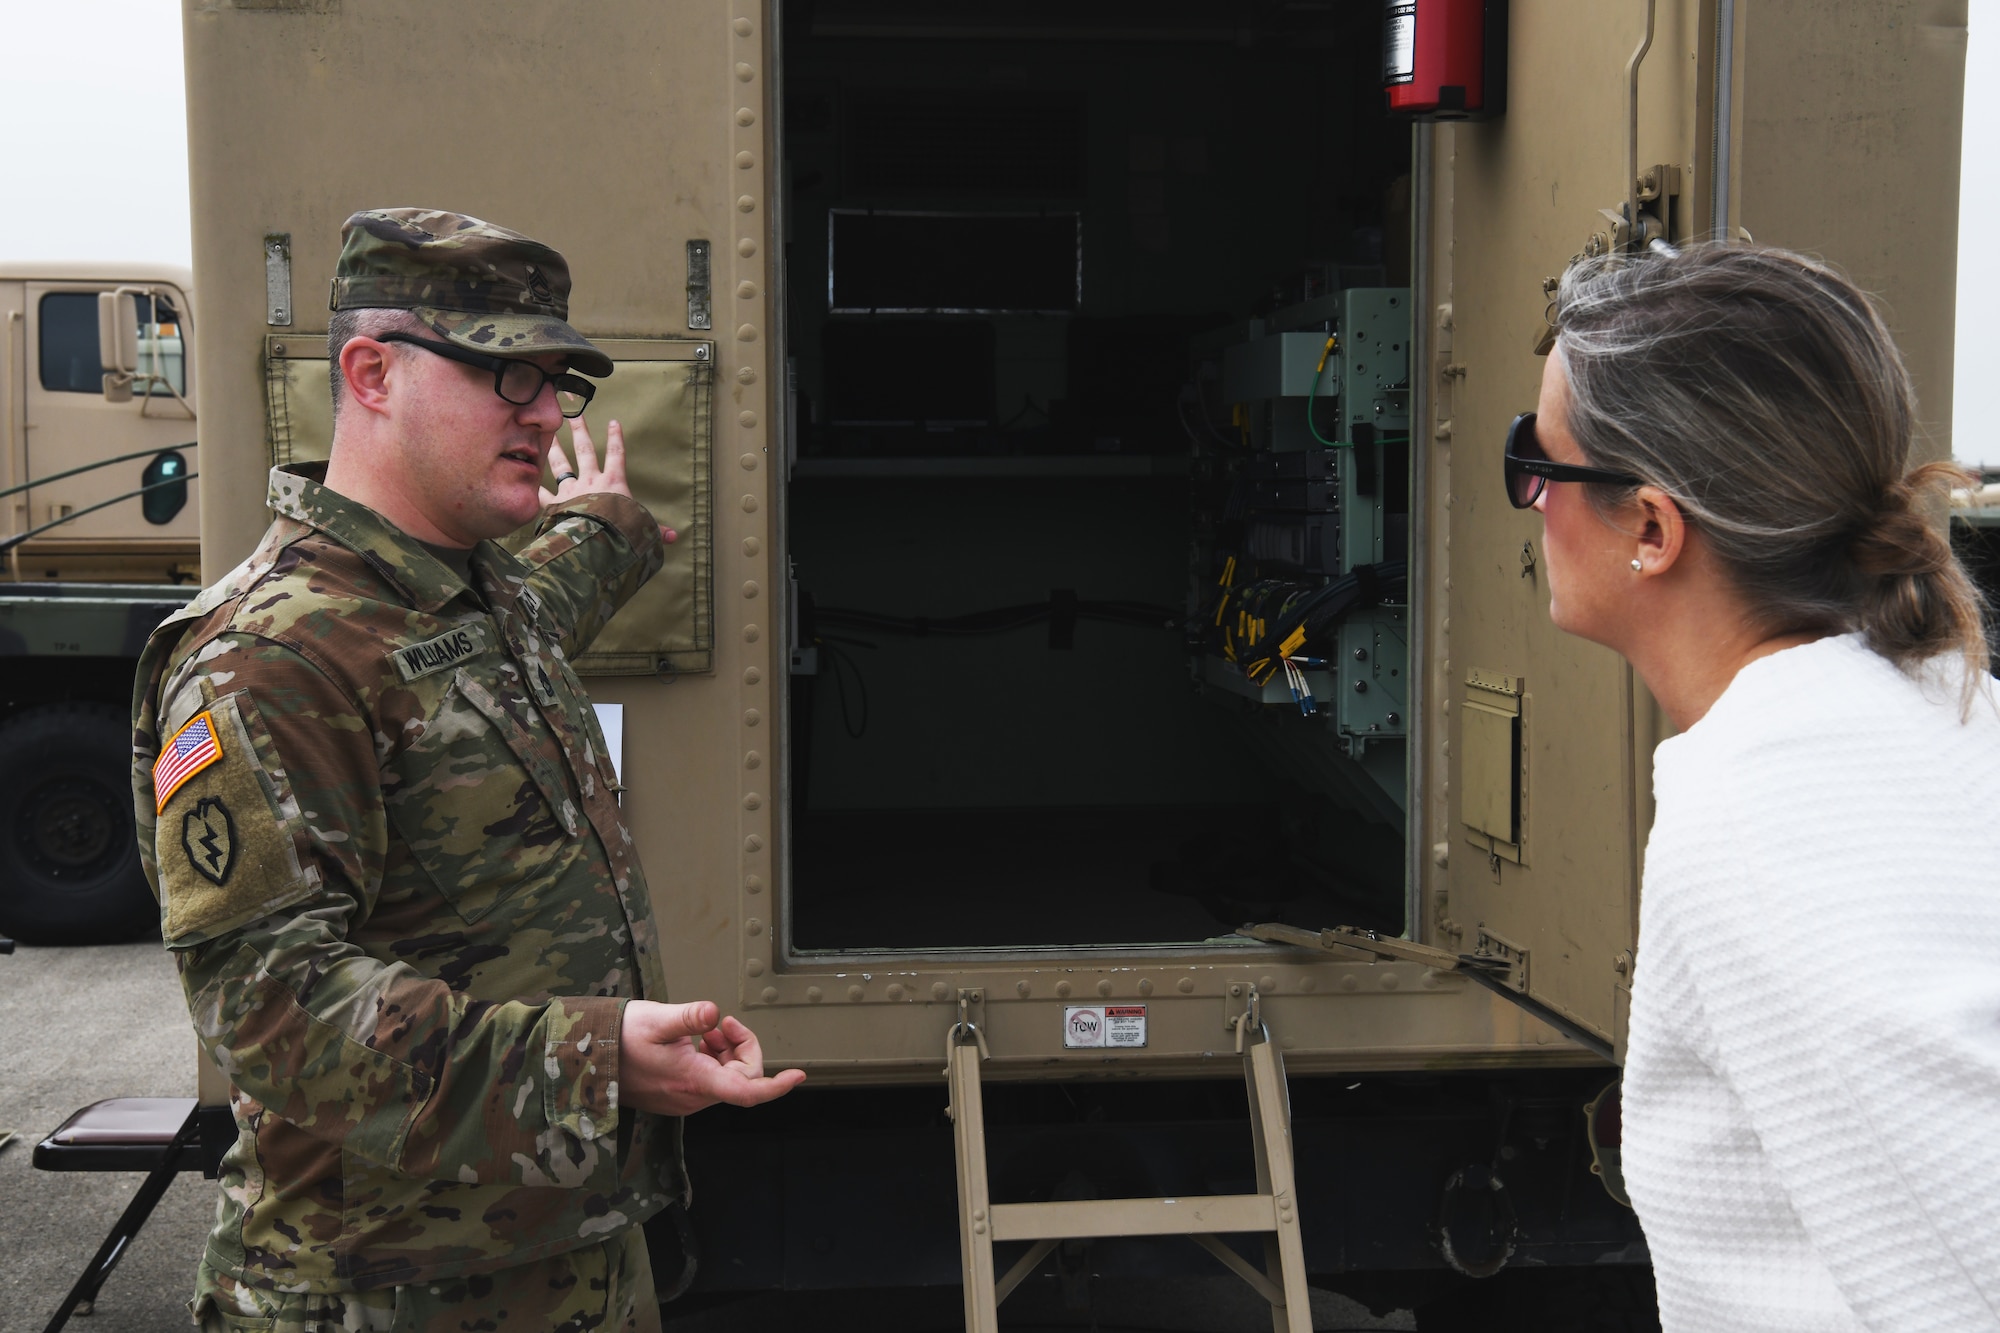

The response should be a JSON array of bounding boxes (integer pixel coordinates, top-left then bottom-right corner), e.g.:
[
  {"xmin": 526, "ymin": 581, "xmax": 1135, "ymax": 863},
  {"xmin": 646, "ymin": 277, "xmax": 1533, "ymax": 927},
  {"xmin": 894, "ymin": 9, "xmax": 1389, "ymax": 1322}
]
[
  {"xmin": 393, "ymin": 624, "xmax": 490, "ymax": 682},
  {"xmin": 1062, "ymin": 1005, "xmax": 1148, "ymax": 1049}
]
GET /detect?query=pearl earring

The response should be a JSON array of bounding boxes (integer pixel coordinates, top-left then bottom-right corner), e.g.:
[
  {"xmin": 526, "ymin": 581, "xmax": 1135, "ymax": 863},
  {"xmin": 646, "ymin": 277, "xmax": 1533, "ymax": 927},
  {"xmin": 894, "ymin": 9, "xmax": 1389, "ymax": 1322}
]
[{"xmin": 1630, "ymin": 558, "xmax": 1643, "ymax": 572}]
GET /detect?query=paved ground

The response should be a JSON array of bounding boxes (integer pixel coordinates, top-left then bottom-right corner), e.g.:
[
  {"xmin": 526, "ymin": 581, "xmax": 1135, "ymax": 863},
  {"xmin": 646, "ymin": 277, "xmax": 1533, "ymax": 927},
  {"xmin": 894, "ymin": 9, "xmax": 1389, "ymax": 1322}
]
[
  {"xmin": 0, "ymin": 943, "xmax": 1411, "ymax": 1332},
  {"xmin": 1, "ymin": 942, "xmax": 213, "ymax": 1333}
]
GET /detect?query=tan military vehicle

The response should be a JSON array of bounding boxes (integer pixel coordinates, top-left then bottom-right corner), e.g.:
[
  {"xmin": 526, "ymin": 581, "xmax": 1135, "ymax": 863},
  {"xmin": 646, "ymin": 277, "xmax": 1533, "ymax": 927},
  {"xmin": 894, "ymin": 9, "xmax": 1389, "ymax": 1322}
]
[
  {"xmin": 0, "ymin": 264, "xmax": 200, "ymax": 944},
  {"xmin": 178, "ymin": 0, "xmax": 1964, "ymax": 1323}
]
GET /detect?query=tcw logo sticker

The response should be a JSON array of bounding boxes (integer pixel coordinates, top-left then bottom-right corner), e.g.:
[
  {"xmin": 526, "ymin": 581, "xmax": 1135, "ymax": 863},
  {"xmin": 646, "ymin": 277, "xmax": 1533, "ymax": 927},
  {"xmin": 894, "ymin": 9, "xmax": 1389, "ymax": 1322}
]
[{"xmin": 1062, "ymin": 1005, "xmax": 1147, "ymax": 1049}]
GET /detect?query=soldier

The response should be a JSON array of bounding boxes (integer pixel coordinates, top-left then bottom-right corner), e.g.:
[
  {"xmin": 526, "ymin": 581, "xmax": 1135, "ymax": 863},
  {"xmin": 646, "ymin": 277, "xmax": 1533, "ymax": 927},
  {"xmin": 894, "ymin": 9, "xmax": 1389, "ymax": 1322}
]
[{"xmin": 131, "ymin": 208, "xmax": 803, "ymax": 1332}]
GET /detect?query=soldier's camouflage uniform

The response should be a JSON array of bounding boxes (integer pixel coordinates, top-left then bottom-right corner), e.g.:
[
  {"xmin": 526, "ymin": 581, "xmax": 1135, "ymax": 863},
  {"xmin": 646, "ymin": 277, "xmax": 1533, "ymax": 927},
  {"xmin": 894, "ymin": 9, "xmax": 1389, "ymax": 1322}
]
[{"xmin": 131, "ymin": 462, "xmax": 682, "ymax": 1329}]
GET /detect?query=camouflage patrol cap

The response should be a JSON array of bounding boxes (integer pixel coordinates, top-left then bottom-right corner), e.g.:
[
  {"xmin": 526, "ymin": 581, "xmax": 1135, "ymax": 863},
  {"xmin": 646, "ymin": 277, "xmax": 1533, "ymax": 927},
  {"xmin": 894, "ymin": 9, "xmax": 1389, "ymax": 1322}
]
[{"xmin": 330, "ymin": 208, "xmax": 612, "ymax": 378}]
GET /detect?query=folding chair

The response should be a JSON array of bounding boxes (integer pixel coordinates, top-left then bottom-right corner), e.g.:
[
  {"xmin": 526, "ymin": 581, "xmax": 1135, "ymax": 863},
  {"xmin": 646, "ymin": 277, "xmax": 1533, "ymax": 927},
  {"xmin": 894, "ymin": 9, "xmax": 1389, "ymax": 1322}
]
[{"xmin": 32, "ymin": 1096, "xmax": 230, "ymax": 1332}]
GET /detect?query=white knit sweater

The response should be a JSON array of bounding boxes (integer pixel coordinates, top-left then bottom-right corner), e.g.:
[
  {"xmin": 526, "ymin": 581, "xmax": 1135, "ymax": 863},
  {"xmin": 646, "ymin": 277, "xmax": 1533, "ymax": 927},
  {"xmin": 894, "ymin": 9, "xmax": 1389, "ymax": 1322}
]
[{"xmin": 1623, "ymin": 633, "xmax": 2000, "ymax": 1330}]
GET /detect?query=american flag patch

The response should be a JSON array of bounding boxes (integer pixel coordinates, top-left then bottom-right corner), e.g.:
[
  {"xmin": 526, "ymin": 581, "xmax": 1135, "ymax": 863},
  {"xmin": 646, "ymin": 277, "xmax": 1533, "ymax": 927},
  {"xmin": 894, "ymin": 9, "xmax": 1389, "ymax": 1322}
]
[{"xmin": 154, "ymin": 710, "xmax": 224, "ymax": 813}]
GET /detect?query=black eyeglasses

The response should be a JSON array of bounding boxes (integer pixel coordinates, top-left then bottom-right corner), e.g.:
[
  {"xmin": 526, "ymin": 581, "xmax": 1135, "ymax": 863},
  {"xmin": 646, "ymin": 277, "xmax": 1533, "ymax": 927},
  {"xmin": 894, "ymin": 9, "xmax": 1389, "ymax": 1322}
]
[
  {"xmin": 378, "ymin": 333, "xmax": 596, "ymax": 419},
  {"xmin": 1503, "ymin": 412, "xmax": 1644, "ymax": 509}
]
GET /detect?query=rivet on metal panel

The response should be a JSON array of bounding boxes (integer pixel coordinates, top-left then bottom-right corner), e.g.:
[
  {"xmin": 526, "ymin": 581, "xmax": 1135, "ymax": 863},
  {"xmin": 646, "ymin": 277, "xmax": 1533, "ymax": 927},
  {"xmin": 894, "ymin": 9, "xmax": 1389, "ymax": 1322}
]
[
  {"xmin": 740, "ymin": 453, "xmax": 759, "ymax": 470},
  {"xmin": 737, "ymin": 323, "xmax": 758, "ymax": 341},
  {"xmin": 1227, "ymin": 983, "xmax": 1244, "ymax": 999},
  {"xmin": 745, "ymin": 919, "xmax": 763, "ymax": 936},
  {"xmin": 1339, "ymin": 975, "xmax": 1359, "ymax": 992},
  {"xmin": 1298, "ymin": 976, "xmax": 1316, "ymax": 993},
  {"xmin": 1096, "ymin": 979, "xmax": 1113, "ymax": 998},
  {"xmin": 1380, "ymin": 972, "xmax": 1401, "ymax": 991},
  {"xmin": 743, "ymin": 537, "xmax": 761, "ymax": 557},
  {"xmin": 737, "ymin": 282, "xmax": 758, "ymax": 300},
  {"xmin": 887, "ymin": 983, "xmax": 905, "ymax": 1000},
  {"xmin": 732, "ymin": 16, "xmax": 752, "ymax": 35},
  {"xmin": 1055, "ymin": 981, "xmax": 1072, "ymax": 998},
  {"xmin": 737, "ymin": 107, "xmax": 756, "ymax": 126},
  {"xmin": 735, "ymin": 62, "xmax": 755, "ymax": 81},
  {"xmin": 745, "ymin": 751, "xmax": 762, "ymax": 770},
  {"xmin": 1177, "ymin": 977, "xmax": 1194, "ymax": 994},
  {"xmin": 743, "ymin": 581, "xmax": 759, "ymax": 599},
  {"xmin": 847, "ymin": 985, "xmax": 865, "ymax": 1002},
  {"xmin": 807, "ymin": 987, "xmax": 823, "ymax": 1003},
  {"xmin": 744, "ymin": 625, "xmax": 761, "ymax": 643},
  {"xmin": 1433, "ymin": 843, "xmax": 1450, "ymax": 868},
  {"xmin": 745, "ymin": 835, "xmax": 764, "ymax": 852},
  {"xmin": 1137, "ymin": 978, "xmax": 1154, "ymax": 996},
  {"xmin": 743, "ymin": 793, "xmax": 761, "ymax": 810},
  {"xmin": 738, "ymin": 238, "xmax": 758, "ymax": 258},
  {"xmin": 743, "ymin": 709, "xmax": 761, "ymax": 726},
  {"xmin": 1259, "ymin": 975, "xmax": 1277, "ymax": 992},
  {"xmin": 737, "ymin": 365, "xmax": 758, "ymax": 384},
  {"xmin": 741, "ymin": 494, "xmax": 759, "ymax": 512},
  {"xmin": 744, "ymin": 667, "xmax": 762, "ymax": 685},
  {"xmin": 746, "ymin": 959, "xmax": 764, "ymax": 976},
  {"xmin": 931, "ymin": 982, "xmax": 950, "ymax": 1001},
  {"xmin": 740, "ymin": 411, "xmax": 758, "ymax": 428},
  {"xmin": 745, "ymin": 875, "xmax": 763, "ymax": 893},
  {"xmin": 737, "ymin": 196, "xmax": 757, "ymax": 214},
  {"xmin": 761, "ymin": 987, "xmax": 779, "ymax": 1004},
  {"xmin": 737, "ymin": 152, "xmax": 756, "ymax": 171},
  {"xmin": 1015, "ymin": 980, "xmax": 1030, "ymax": 997},
  {"xmin": 1422, "ymin": 971, "xmax": 1440, "ymax": 989}
]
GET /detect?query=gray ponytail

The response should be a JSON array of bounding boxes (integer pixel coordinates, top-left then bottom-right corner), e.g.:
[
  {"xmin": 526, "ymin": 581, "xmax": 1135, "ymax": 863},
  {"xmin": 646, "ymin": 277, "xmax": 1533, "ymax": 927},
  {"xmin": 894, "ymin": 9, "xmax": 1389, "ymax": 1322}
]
[{"xmin": 1552, "ymin": 241, "xmax": 1990, "ymax": 686}]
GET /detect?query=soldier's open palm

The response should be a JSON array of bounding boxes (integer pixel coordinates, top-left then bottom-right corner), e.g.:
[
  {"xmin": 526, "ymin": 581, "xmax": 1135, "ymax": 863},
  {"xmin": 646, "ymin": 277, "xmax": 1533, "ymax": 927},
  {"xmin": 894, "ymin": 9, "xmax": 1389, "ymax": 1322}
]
[
  {"xmin": 542, "ymin": 414, "xmax": 632, "ymax": 504},
  {"xmin": 620, "ymin": 999, "xmax": 807, "ymax": 1114},
  {"xmin": 542, "ymin": 416, "xmax": 676, "ymax": 544}
]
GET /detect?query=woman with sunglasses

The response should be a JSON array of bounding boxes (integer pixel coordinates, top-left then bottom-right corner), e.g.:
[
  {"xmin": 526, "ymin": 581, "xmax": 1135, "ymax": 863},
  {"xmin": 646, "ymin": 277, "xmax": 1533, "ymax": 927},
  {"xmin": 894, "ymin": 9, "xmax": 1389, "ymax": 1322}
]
[{"xmin": 1513, "ymin": 242, "xmax": 1999, "ymax": 1329}]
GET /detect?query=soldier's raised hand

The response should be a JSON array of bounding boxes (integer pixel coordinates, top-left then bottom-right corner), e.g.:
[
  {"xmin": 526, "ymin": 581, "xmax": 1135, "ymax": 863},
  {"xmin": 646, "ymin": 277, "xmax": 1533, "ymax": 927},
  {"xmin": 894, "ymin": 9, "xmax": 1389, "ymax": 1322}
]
[
  {"xmin": 619, "ymin": 999, "xmax": 806, "ymax": 1114},
  {"xmin": 542, "ymin": 416, "xmax": 677, "ymax": 545}
]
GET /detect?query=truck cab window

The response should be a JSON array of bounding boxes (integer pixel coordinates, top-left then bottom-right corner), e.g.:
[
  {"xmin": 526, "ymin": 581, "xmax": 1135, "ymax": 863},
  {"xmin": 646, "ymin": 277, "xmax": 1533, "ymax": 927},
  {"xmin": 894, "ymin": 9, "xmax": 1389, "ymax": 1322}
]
[{"xmin": 37, "ymin": 290, "xmax": 188, "ymax": 396}]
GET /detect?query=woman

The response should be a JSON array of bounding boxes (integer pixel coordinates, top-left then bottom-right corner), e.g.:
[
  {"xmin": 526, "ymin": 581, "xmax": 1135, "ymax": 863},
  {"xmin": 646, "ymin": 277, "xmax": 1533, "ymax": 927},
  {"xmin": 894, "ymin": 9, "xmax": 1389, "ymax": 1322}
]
[{"xmin": 1509, "ymin": 242, "xmax": 2000, "ymax": 1330}]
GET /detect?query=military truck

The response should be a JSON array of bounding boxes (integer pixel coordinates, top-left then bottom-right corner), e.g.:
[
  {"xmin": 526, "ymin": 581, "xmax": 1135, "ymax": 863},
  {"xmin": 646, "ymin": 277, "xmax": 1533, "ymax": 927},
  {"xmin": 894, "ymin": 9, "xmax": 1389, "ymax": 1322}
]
[
  {"xmin": 0, "ymin": 264, "xmax": 201, "ymax": 946},
  {"xmin": 177, "ymin": 0, "xmax": 1964, "ymax": 1323}
]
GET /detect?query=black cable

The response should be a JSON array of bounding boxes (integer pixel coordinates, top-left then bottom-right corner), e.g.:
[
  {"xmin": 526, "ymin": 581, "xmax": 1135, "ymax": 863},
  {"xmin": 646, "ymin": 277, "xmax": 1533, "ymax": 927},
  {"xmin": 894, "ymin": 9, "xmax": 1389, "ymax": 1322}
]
[{"xmin": 817, "ymin": 640, "xmax": 871, "ymax": 740}]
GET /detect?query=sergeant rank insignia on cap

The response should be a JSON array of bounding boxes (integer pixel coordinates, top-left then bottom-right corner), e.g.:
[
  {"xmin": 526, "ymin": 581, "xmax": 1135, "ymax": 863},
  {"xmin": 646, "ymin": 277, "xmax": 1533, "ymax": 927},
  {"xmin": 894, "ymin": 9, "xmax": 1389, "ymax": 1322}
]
[{"xmin": 154, "ymin": 710, "xmax": 223, "ymax": 813}]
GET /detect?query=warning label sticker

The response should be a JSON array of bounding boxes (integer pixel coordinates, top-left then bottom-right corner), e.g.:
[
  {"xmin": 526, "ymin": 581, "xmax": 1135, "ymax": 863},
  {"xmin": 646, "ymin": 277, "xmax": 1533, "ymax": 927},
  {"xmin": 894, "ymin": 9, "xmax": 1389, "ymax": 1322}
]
[{"xmin": 1062, "ymin": 1005, "xmax": 1148, "ymax": 1049}]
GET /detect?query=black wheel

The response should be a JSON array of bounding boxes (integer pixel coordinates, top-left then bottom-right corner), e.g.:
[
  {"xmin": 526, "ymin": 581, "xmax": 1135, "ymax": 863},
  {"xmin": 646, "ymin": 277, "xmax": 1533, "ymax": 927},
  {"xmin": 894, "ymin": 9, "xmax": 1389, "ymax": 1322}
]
[{"xmin": 0, "ymin": 702, "xmax": 157, "ymax": 946}]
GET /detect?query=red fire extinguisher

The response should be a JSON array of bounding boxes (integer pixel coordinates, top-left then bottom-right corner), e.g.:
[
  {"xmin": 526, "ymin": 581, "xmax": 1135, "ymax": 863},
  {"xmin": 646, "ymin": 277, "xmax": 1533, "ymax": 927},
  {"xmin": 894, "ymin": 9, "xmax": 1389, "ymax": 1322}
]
[{"xmin": 1383, "ymin": 0, "xmax": 1508, "ymax": 120}]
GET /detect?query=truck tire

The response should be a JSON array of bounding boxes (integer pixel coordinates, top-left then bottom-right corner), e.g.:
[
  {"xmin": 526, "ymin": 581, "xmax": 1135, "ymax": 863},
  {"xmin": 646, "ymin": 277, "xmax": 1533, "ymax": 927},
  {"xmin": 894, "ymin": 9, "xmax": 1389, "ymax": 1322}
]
[{"xmin": 0, "ymin": 703, "xmax": 158, "ymax": 946}]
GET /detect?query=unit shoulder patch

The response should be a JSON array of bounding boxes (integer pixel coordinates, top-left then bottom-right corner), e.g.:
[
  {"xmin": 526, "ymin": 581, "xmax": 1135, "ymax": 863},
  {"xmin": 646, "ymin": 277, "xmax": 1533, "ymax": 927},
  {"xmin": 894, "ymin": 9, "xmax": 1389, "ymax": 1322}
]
[
  {"xmin": 393, "ymin": 623, "xmax": 491, "ymax": 682},
  {"xmin": 153, "ymin": 689, "xmax": 316, "ymax": 944},
  {"xmin": 180, "ymin": 796, "xmax": 238, "ymax": 885}
]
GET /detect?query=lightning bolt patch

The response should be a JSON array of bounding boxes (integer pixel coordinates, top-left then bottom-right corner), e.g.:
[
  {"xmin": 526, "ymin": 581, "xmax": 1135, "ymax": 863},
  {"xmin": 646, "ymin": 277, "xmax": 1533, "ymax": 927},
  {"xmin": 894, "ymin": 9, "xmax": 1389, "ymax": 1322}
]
[{"xmin": 180, "ymin": 796, "xmax": 239, "ymax": 887}]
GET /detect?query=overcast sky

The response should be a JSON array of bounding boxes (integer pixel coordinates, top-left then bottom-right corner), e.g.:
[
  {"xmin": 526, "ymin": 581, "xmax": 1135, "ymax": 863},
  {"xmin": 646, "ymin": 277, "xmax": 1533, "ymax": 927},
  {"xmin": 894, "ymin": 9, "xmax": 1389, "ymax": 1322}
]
[{"xmin": 1, "ymin": 1, "xmax": 1993, "ymax": 465}]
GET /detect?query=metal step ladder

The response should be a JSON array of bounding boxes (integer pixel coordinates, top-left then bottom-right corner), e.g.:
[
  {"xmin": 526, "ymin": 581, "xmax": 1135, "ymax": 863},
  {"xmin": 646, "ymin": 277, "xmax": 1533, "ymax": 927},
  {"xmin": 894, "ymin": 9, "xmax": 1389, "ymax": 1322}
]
[{"xmin": 944, "ymin": 988, "xmax": 1312, "ymax": 1333}]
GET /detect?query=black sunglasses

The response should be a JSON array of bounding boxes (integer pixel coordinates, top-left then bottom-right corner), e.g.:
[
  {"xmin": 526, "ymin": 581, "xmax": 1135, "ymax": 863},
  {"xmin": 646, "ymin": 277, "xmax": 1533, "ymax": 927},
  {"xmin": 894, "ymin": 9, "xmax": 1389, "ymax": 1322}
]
[
  {"xmin": 378, "ymin": 333, "xmax": 597, "ymax": 419},
  {"xmin": 1503, "ymin": 412, "xmax": 1644, "ymax": 509}
]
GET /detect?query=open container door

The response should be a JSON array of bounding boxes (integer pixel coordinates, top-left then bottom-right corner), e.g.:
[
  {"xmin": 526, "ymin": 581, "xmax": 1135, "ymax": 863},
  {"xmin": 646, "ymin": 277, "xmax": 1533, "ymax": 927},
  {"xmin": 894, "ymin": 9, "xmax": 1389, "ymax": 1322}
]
[
  {"xmin": 1417, "ymin": 0, "xmax": 1967, "ymax": 1063},
  {"xmin": 1410, "ymin": 0, "xmax": 1711, "ymax": 1064}
]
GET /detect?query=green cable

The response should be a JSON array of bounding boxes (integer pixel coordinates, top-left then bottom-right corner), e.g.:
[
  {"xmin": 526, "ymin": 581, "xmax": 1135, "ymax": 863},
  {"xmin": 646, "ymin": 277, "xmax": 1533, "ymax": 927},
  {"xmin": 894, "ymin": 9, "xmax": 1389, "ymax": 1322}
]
[
  {"xmin": 1305, "ymin": 334, "xmax": 1414, "ymax": 450},
  {"xmin": 1306, "ymin": 337, "xmax": 1347, "ymax": 449}
]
